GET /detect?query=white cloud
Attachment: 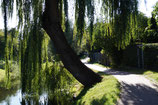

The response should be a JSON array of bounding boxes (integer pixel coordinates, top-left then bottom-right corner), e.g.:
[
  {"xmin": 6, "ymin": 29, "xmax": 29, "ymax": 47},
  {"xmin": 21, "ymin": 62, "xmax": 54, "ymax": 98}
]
[{"xmin": 138, "ymin": 0, "xmax": 158, "ymax": 17}]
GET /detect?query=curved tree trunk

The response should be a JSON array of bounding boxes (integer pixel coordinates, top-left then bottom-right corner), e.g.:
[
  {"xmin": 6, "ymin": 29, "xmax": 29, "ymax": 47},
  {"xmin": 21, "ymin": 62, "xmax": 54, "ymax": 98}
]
[{"xmin": 42, "ymin": 0, "xmax": 102, "ymax": 87}]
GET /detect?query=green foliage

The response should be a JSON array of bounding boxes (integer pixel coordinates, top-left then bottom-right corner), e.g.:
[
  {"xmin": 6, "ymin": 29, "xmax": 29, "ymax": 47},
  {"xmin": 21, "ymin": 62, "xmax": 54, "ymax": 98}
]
[
  {"xmin": 120, "ymin": 43, "xmax": 158, "ymax": 70},
  {"xmin": 72, "ymin": 27, "xmax": 91, "ymax": 55},
  {"xmin": 0, "ymin": 61, "xmax": 20, "ymax": 89},
  {"xmin": 148, "ymin": 15, "xmax": 157, "ymax": 30},
  {"xmin": 0, "ymin": 0, "xmax": 143, "ymax": 104},
  {"xmin": 20, "ymin": 24, "xmax": 45, "ymax": 94},
  {"xmin": 0, "ymin": 69, "xmax": 5, "ymax": 82},
  {"xmin": 141, "ymin": 15, "xmax": 158, "ymax": 43},
  {"xmin": 136, "ymin": 12, "xmax": 148, "ymax": 41},
  {"xmin": 143, "ymin": 30, "xmax": 158, "ymax": 43},
  {"xmin": 152, "ymin": 2, "xmax": 158, "ymax": 20},
  {"xmin": 20, "ymin": 60, "xmax": 78, "ymax": 105},
  {"xmin": 101, "ymin": 0, "xmax": 138, "ymax": 49},
  {"xmin": 74, "ymin": 75, "xmax": 120, "ymax": 105},
  {"xmin": 1, "ymin": 0, "xmax": 140, "ymax": 68},
  {"xmin": 0, "ymin": 28, "xmax": 19, "ymax": 88},
  {"xmin": 0, "ymin": 30, "xmax": 5, "ymax": 59},
  {"xmin": 91, "ymin": 22, "xmax": 132, "ymax": 67},
  {"xmin": 44, "ymin": 62, "xmax": 78, "ymax": 105}
]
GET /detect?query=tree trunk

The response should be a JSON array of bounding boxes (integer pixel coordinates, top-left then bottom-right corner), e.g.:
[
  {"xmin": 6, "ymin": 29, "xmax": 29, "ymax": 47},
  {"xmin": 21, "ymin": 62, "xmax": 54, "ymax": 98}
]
[{"xmin": 42, "ymin": 0, "xmax": 102, "ymax": 87}]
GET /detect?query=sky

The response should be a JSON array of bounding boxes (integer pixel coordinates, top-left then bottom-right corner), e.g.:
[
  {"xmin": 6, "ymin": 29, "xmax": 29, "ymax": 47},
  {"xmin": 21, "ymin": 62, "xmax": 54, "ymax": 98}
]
[
  {"xmin": 0, "ymin": 0, "xmax": 157, "ymax": 29},
  {"xmin": 138, "ymin": 0, "xmax": 158, "ymax": 17}
]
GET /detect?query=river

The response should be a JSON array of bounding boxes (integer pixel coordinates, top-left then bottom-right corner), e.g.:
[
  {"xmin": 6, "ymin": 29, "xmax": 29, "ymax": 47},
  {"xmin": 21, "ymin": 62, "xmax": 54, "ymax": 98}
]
[{"xmin": 0, "ymin": 89, "xmax": 48, "ymax": 105}]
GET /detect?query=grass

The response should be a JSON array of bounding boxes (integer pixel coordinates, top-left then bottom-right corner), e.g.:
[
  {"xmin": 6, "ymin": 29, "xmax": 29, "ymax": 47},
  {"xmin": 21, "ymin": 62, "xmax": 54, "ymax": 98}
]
[
  {"xmin": 143, "ymin": 71, "xmax": 158, "ymax": 84},
  {"xmin": 74, "ymin": 74, "xmax": 120, "ymax": 105},
  {"xmin": 0, "ymin": 65, "xmax": 20, "ymax": 102},
  {"xmin": 0, "ymin": 69, "xmax": 5, "ymax": 81},
  {"xmin": 0, "ymin": 69, "xmax": 5, "ymax": 88},
  {"xmin": 0, "ymin": 62, "xmax": 20, "ymax": 89},
  {"xmin": 93, "ymin": 63, "xmax": 110, "ymax": 68}
]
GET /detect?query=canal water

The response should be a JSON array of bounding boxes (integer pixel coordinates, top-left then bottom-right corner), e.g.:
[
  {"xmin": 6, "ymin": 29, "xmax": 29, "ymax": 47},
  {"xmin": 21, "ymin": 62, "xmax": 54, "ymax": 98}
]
[{"xmin": 0, "ymin": 89, "xmax": 48, "ymax": 105}]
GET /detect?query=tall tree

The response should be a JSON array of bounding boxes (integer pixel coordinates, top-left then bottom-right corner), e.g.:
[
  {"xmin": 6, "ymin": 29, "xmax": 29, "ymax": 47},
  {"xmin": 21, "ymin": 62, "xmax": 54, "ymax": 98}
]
[
  {"xmin": 42, "ymin": 0, "xmax": 101, "ymax": 87},
  {"xmin": 1, "ymin": 0, "xmax": 138, "ymax": 87}
]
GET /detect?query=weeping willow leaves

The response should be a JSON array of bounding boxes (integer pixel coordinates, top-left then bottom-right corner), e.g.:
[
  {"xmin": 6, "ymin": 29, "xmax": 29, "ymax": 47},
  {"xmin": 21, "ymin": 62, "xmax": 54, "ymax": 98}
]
[
  {"xmin": 101, "ymin": 0, "xmax": 138, "ymax": 49},
  {"xmin": 1, "ymin": 0, "xmax": 10, "ymax": 87},
  {"xmin": 1, "ymin": 0, "xmax": 141, "ymax": 104},
  {"xmin": 44, "ymin": 62, "xmax": 76, "ymax": 105},
  {"xmin": 92, "ymin": 22, "xmax": 113, "ymax": 51},
  {"xmin": 20, "ymin": 23, "xmax": 44, "ymax": 94},
  {"xmin": 74, "ymin": 0, "xmax": 95, "ymax": 43},
  {"xmin": 75, "ymin": 0, "xmax": 85, "ymax": 42},
  {"xmin": 86, "ymin": 0, "xmax": 94, "ymax": 40}
]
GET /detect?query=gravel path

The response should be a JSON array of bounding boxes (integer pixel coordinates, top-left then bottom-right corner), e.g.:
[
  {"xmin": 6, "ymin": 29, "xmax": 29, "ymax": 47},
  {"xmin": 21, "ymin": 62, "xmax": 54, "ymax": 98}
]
[{"xmin": 82, "ymin": 58, "xmax": 158, "ymax": 105}]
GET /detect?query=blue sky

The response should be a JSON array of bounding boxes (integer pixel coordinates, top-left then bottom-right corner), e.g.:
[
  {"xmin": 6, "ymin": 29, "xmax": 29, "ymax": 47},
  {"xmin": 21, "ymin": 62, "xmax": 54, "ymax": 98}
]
[{"xmin": 0, "ymin": 0, "xmax": 157, "ymax": 29}]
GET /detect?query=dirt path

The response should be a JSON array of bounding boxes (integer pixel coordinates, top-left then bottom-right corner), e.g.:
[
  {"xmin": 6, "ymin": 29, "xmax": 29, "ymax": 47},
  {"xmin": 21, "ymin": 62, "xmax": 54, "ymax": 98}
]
[{"xmin": 82, "ymin": 59, "xmax": 158, "ymax": 105}]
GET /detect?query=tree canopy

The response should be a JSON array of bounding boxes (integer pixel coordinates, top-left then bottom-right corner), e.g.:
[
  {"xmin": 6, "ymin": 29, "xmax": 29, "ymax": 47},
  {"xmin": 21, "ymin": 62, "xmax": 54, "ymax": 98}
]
[
  {"xmin": 152, "ymin": 1, "xmax": 158, "ymax": 20},
  {"xmin": 1, "ymin": 0, "xmax": 140, "ymax": 87},
  {"xmin": 1, "ymin": 0, "xmax": 139, "ymax": 47}
]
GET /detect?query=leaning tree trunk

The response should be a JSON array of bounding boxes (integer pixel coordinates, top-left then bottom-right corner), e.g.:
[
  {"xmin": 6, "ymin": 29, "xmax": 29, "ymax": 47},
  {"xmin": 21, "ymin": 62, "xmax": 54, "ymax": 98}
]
[{"xmin": 42, "ymin": 0, "xmax": 102, "ymax": 87}]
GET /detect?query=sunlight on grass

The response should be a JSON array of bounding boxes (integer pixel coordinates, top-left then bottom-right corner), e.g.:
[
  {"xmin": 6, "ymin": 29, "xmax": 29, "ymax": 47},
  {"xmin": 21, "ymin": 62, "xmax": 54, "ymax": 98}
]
[
  {"xmin": 144, "ymin": 71, "xmax": 158, "ymax": 83},
  {"xmin": 0, "ymin": 69, "xmax": 5, "ymax": 81},
  {"xmin": 74, "ymin": 75, "xmax": 120, "ymax": 105}
]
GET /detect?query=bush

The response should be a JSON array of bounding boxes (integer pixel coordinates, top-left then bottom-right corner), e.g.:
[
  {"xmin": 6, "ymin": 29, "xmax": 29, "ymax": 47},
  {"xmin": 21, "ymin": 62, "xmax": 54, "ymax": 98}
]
[
  {"xmin": 142, "ymin": 30, "xmax": 158, "ymax": 43},
  {"xmin": 0, "ymin": 60, "xmax": 5, "ymax": 69},
  {"xmin": 143, "ymin": 43, "xmax": 158, "ymax": 70},
  {"xmin": 121, "ymin": 45, "xmax": 138, "ymax": 67},
  {"xmin": 121, "ymin": 43, "xmax": 158, "ymax": 70}
]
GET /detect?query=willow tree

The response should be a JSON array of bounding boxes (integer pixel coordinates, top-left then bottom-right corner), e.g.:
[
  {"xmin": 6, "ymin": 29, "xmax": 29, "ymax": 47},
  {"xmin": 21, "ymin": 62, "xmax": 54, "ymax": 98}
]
[{"xmin": 1, "ymin": 0, "xmax": 138, "ymax": 87}]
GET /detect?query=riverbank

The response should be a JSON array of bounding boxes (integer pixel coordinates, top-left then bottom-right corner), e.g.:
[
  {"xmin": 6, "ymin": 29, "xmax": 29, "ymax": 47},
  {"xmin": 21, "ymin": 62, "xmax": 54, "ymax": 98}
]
[
  {"xmin": 74, "ymin": 74, "xmax": 120, "ymax": 105},
  {"xmin": 0, "ymin": 66, "xmax": 20, "ymax": 102}
]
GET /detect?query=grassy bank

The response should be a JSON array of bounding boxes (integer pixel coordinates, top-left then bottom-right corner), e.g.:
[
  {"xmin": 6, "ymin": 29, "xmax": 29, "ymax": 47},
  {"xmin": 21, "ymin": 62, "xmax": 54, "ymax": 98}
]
[
  {"xmin": 0, "ymin": 65, "xmax": 20, "ymax": 102},
  {"xmin": 74, "ymin": 74, "xmax": 120, "ymax": 105},
  {"xmin": 0, "ymin": 61, "xmax": 20, "ymax": 89},
  {"xmin": 143, "ymin": 71, "xmax": 158, "ymax": 84},
  {"xmin": 0, "ymin": 69, "xmax": 5, "ymax": 81}
]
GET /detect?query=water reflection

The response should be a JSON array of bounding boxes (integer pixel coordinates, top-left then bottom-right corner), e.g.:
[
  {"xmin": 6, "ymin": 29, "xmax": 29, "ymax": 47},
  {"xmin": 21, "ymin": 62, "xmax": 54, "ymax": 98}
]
[
  {"xmin": 0, "ymin": 62, "xmax": 76, "ymax": 105},
  {"xmin": 0, "ymin": 89, "xmax": 49, "ymax": 105},
  {"xmin": 0, "ymin": 90, "xmax": 21, "ymax": 105},
  {"xmin": 21, "ymin": 92, "xmax": 48, "ymax": 105}
]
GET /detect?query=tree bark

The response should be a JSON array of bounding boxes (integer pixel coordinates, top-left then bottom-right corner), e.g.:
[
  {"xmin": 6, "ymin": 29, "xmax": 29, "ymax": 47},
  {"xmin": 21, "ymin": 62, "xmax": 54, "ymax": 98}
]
[{"xmin": 42, "ymin": 0, "xmax": 102, "ymax": 87}]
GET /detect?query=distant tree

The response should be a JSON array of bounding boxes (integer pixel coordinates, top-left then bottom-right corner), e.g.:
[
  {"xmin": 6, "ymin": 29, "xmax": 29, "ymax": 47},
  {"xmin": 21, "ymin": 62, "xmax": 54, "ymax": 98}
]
[
  {"xmin": 136, "ymin": 12, "xmax": 148, "ymax": 42},
  {"xmin": 143, "ymin": 14, "xmax": 158, "ymax": 43},
  {"xmin": 148, "ymin": 14, "xmax": 157, "ymax": 30},
  {"xmin": 152, "ymin": 2, "xmax": 158, "ymax": 20}
]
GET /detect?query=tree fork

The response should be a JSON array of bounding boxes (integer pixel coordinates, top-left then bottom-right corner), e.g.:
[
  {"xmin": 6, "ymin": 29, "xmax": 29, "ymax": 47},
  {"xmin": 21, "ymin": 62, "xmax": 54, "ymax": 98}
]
[{"xmin": 42, "ymin": 0, "xmax": 102, "ymax": 87}]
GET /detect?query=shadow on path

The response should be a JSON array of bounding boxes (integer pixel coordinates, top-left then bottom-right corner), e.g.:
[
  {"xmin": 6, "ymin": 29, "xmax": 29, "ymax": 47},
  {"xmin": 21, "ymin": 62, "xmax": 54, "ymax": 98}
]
[
  {"xmin": 117, "ymin": 82, "xmax": 158, "ymax": 105},
  {"xmin": 104, "ymin": 69, "xmax": 130, "ymax": 75},
  {"xmin": 84, "ymin": 62, "xmax": 158, "ymax": 105}
]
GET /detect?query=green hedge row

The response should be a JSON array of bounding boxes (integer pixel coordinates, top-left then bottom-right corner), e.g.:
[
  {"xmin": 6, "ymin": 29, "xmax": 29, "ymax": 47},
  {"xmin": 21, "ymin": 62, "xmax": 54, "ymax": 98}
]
[
  {"xmin": 143, "ymin": 43, "xmax": 158, "ymax": 70},
  {"xmin": 121, "ymin": 43, "xmax": 158, "ymax": 70}
]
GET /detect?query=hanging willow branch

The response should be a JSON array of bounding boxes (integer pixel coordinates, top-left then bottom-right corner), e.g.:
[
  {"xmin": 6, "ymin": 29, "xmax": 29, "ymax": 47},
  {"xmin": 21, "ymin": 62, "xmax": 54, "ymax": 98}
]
[
  {"xmin": 101, "ymin": 0, "xmax": 138, "ymax": 49},
  {"xmin": 2, "ymin": 0, "xmax": 10, "ymax": 87},
  {"xmin": 1, "ymin": 0, "xmax": 140, "ymax": 90}
]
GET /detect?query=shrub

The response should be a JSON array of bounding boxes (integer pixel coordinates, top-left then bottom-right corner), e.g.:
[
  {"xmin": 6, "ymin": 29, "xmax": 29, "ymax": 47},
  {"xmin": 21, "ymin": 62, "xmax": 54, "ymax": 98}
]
[{"xmin": 143, "ymin": 43, "xmax": 158, "ymax": 70}]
